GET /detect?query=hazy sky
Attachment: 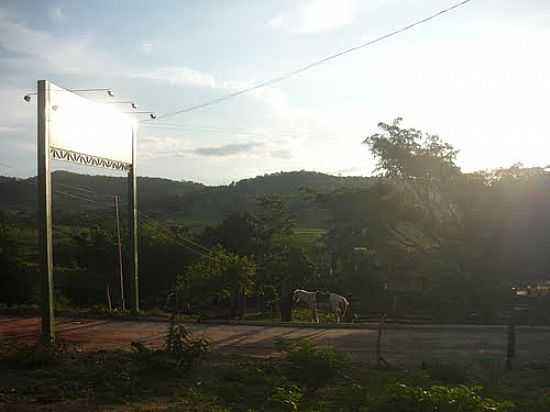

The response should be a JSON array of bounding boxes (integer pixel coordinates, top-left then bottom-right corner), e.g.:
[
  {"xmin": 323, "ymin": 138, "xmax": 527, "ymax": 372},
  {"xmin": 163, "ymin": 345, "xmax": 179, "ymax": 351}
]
[{"xmin": 1, "ymin": 0, "xmax": 549, "ymax": 184}]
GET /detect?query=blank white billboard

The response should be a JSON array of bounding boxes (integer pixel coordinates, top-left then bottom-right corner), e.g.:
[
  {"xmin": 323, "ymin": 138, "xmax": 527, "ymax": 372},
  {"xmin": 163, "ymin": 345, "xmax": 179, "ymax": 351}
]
[{"xmin": 48, "ymin": 83, "xmax": 134, "ymax": 164}]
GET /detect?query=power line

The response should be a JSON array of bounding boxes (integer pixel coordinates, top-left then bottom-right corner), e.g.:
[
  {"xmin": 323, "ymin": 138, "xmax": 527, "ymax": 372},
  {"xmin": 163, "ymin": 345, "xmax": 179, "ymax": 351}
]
[
  {"xmin": 150, "ymin": 0, "xmax": 472, "ymax": 121},
  {"xmin": 0, "ymin": 172, "xmax": 116, "ymax": 207},
  {"xmin": 55, "ymin": 182, "xmax": 98, "ymax": 195},
  {"xmin": 54, "ymin": 190, "xmax": 99, "ymax": 204},
  {"xmin": 137, "ymin": 211, "xmax": 214, "ymax": 258}
]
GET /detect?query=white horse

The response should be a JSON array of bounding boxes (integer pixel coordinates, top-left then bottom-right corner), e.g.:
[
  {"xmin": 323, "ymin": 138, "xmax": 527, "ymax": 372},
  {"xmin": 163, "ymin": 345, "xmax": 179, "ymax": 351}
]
[{"xmin": 293, "ymin": 289, "xmax": 350, "ymax": 323}]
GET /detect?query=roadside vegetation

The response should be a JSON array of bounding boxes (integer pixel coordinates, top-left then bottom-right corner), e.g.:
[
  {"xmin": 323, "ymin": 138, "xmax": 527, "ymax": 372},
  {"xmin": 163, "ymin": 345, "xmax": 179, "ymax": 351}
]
[{"xmin": 1, "ymin": 333, "xmax": 548, "ymax": 411}]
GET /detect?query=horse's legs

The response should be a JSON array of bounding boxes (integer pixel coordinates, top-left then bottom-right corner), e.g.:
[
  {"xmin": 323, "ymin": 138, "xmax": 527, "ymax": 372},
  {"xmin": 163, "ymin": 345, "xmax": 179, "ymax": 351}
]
[{"xmin": 313, "ymin": 308, "xmax": 319, "ymax": 323}]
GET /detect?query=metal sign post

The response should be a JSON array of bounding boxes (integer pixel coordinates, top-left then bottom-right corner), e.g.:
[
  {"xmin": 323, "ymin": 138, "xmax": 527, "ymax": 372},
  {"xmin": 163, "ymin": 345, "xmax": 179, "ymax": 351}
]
[
  {"xmin": 37, "ymin": 80, "xmax": 55, "ymax": 343},
  {"xmin": 36, "ymin": 80, "xmax": 139, "ymax": 343},
  {"xmin": 128, "ymin": 129, "xmax": 139, "ymax": 313}
]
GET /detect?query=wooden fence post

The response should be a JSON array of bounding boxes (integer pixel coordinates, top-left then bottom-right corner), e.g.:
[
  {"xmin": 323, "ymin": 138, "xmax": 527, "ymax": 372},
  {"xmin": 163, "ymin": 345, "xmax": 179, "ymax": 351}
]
[
  {"xmin": 376, "ymin": 313, "xmax": 389, "ymax": 367},
  {"xmin": 505, "ymin": 322, "xmax": 516, "ymax": 370}
]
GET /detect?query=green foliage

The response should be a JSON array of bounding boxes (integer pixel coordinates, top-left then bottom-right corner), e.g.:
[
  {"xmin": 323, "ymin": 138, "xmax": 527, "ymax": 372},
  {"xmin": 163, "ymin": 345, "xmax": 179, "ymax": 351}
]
[
  {"xmin": 131, "ymin": 316, "xmax": 209, "ymax": 373},
  {"xmin": 283, "ymin": 340, "xmax": 351, "ymax": 392},
  {"xmin": 200, "ymin": 212, "xmax": 259, "ymax": 257},
  {"xmin": 372, "ymin": 384, "xmax": 514, "ymax": 412},
  {"xmin": 363, "ymin": 117, "xmax": 460, "ymax": 181},
  {"xmin": 178, "ymin": 245, "xmax": 256, "ymax": 311},
  {"xmin": 267, "ymin": 385, "xmax": 304, "ymax": 411},
  {"xmin": 0, "ymin": 212, "xmax": 33, "ymax": 305},
  {"xmin": 256, "ymin": 195, "xmax": 295, "ymax": 243},
  {"xmin": 165, "ymin": 315, "xmax": 209, "ymax": 368},
  {"xmin": 0, "ymin": 341, "xmax": 547, "ymax": 411}
]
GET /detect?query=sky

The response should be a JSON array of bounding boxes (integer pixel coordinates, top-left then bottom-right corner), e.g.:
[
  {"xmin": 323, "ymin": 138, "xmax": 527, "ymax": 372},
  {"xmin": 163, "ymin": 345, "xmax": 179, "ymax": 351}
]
[{"xmin": 1, "ymin": 0, "xmax": 549, "ymax": 185}]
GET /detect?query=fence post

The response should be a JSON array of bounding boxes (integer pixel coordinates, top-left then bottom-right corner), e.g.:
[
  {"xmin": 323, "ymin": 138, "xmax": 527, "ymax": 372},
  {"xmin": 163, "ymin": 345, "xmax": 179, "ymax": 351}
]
[
  {"xmin": 505, "ymin": 321, "xmax": 516, "ymax": 370},
  {"xmin": 376, "ymin": 313, "xmax": 389, "ymax": 367}
]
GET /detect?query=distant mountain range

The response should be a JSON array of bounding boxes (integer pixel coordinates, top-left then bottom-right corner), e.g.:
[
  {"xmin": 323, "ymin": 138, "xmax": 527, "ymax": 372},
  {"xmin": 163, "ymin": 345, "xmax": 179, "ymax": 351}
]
[{"xmin": 0, "ymin": 171, "xmax": 376, "ymax": 228}]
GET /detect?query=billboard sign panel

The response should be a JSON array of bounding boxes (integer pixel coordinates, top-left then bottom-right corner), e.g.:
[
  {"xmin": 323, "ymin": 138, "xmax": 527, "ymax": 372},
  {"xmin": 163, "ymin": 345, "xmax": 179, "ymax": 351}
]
[{"xmin": 48, "ymin": 82, "xmax": 134, "ymax": 167}]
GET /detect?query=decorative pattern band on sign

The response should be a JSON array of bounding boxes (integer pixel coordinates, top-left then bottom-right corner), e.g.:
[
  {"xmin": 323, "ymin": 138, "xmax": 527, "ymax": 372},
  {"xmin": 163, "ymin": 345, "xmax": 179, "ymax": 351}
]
[{"xmin": 50, "ymin": 147, "xmax": 131, "ymax": 171}]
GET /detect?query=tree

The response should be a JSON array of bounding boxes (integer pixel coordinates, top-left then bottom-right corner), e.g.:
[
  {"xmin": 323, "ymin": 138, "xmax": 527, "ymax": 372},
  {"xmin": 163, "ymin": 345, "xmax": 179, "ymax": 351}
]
[
  {"xmin": 253, "ymin": 195, "xmax": 315, "ymax": 321},
  {"xmin": 364, "ymin": 117, "xmax": 460, "ymax": 181},
  {"xmin": 178, "ymin": 246, "xmax": 256, "ymax": 319},
  {"xmin": 259, "ymin": 242, "xmax": 315, "ymax": 321},
  {"xmin": 0, "ymin": 212, "xmax": 32, "ymax": 305},
  {"xmin": 200, "ymin": 212, "xmax": 259, "ymax": 257},
  {"xmin": 255, "ymin": 195, "xmax": 295, "ymax": 248}
]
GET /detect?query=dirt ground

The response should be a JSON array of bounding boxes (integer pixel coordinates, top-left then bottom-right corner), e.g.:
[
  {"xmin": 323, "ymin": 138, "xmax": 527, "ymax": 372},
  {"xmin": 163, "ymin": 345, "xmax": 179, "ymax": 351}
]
[{"xmin": 1, "ymin": 316, "xmax": 549, "ymax": 366}]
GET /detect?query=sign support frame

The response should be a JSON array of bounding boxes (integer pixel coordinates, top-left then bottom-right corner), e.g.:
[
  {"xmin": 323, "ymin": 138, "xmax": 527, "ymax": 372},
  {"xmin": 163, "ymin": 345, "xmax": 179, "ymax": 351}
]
[
  {"xmin": 128, "ymin": 129, "xmax": 139, "ymax": 313},
  {"xmin": 37, "ymin": 80, "xmax": 140, "ymax": 343},
  {"xmin": 37, "ymin": 80, "xmax": 55, "ymax": 343}
]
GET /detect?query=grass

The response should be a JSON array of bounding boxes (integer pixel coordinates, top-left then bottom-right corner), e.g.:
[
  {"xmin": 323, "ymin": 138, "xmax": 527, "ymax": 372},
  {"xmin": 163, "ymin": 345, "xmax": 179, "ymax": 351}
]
[
  {"xmin": 243, "ymin": 307, "xmax": 338, "ymax": 323},
  {"xmin": 0, "ymin": 303, "xmax": 199, "ymax": 323},
  {"xmin": 0, "ymin": 339, "xmax": 549, "ymax": 411}
]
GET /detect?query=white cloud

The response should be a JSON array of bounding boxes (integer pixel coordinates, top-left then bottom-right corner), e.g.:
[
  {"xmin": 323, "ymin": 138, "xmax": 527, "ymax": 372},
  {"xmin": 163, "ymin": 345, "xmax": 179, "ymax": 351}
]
[
  {"xmin": 137, "ymin": 135, "xmax": 190, "ymax": 160},
  {"xmin": 0, "ymin": 10, "xmax": 114, "ymax": 74},
  {"xmin": 135, "ymin": 66, "xmax": 217, "ymax": 88},
  {"xmin": 269, "ymin": 0, "xmax": 355, "ymax": 34}
]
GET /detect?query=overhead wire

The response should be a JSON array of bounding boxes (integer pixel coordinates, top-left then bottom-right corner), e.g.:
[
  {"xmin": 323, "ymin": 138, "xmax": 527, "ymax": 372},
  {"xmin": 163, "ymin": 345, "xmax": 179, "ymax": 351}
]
[{"xmin": 148, "ymin": 0, "xmax": 472, "ymax": 121}]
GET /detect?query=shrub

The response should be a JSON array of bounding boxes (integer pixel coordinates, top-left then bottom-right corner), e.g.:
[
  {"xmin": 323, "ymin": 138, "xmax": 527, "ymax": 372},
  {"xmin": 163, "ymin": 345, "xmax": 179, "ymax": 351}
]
[
  {"xmin": 372, "ymin": 383, "xmax": 514, "ymax": 412},
  {"xmin": 165, "ymin": 315, "xmax": 209, "ymax": 368},
  {"xmin": 267, "ymin": 385, "xmax": 303, "ymax": 411},
  {"xmin": 331, "ymin": 383, "xmax": 371, "ymax": 412},
  {"xmin": 131, "ymin": 315, "xmax": 209, "ymax": 373},
  {"xmin": 283, "ymin": 340, "xmax": 350, "ymax": 392}
]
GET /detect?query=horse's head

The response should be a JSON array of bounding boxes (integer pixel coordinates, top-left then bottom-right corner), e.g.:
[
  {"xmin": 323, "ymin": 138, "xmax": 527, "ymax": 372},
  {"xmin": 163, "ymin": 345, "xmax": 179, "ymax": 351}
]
[{"xmin": 292, "ymin": 289, "xmax": 302, "ymax": 305}]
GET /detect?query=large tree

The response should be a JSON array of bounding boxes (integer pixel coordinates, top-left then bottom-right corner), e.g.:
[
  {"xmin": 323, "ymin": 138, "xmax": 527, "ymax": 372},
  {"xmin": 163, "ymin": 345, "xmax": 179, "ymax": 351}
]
[{"xmin": 319, "ymin": 119, "xmax": 505, "ymax": 319}]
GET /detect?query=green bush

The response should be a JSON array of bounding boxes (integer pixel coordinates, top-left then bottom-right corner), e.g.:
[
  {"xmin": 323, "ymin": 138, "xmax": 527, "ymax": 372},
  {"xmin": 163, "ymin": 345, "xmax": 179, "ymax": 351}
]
[
  {"xmin": 284, "ymin": 340, "xmax": 350, "ymax": 392},
  {"xmin": 131, "ymin": 316, "xmax": 209, "ymax": 373},
  {"xmin": 372, "ymin": 384, "xmax": 514, "ymax": 412},
  {"xmin": 331, "ymin": 383, "xmax": 371, "ymax": 412},
  {"xmin": 165, "ymin": 316, "xmax": 209, "ymax": 368},
  {"xmin": 267, "ymin": 385, "xmax": 303, "ymax": 411}
]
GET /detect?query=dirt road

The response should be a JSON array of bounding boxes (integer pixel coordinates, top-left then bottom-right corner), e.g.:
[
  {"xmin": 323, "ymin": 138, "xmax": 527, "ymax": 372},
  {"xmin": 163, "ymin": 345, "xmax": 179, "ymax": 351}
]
[{"xmin": 1, "ymin": 316, "xmax": 549, "ymax": 366}]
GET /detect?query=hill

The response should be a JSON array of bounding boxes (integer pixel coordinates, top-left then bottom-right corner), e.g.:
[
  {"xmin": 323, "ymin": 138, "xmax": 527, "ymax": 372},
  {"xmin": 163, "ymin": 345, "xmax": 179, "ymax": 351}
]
[{"xmin": 0, "ymin": 170, "xmax": 376, "ymax": 228}]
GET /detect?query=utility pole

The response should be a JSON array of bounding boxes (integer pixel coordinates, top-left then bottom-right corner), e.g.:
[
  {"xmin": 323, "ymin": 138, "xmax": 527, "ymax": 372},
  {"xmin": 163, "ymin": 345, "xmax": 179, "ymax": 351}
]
[{"xmin": 114, "ymin": 195, "xmax": 126, "ymax": 311}]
